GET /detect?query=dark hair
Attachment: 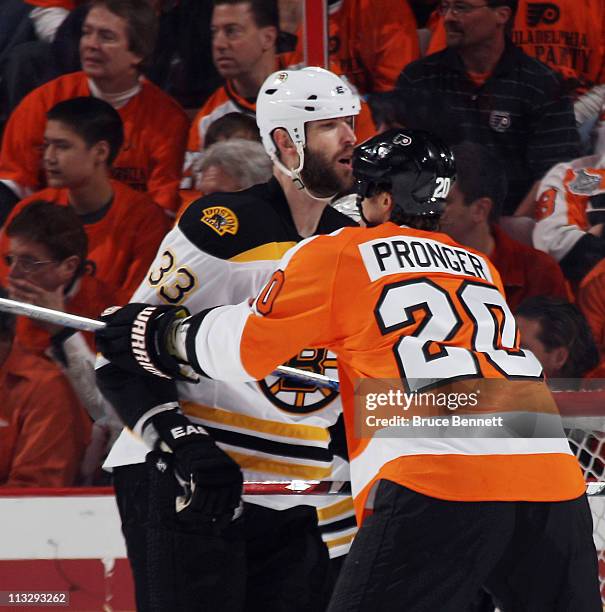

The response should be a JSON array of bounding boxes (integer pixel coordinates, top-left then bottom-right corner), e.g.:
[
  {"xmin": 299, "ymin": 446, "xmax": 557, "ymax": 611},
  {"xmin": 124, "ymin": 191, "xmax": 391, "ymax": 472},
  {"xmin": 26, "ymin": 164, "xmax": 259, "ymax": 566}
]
[
  {"xmin": 212, "ymin": 0, "xmax": 279, "ymax": 29},
  {"xmin": 487, "ymin": 0, "xmax": 518, "ymax": 36},
  {"xmin": 47, "ymin": 97, "xmax": 124, "ymax": 166},
  {"xmin": 516, "ymin": 296, "xmax": 600, "ymax": 379},
  {"xmin": 205, "ymin": 112, "xmax": 261, "ymax": 148},
  {"xmin": 451, "ymin": 142, "xmax": 507, "ymax": 223},
  {"xmin": 0, "ymin": 286, "xmax": 16, "ymax": 341},
  {"xmin": 391, "ymin": 210, "xmax": 440, "ymax": 231},
  {"xmin": 6, "ymin": 200, "xmax": 91, "ymax": 280},
  {"xmin": 88, "ymin": 0, "xmax": 158, "ymax": 70}
]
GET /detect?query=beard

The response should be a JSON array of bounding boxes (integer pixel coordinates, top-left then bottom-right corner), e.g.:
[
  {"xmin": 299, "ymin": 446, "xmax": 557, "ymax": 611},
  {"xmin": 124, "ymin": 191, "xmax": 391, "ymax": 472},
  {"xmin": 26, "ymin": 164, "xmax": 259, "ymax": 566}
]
[{"xmin": 300, "ymin": 145, "xmax": 353, "ymax": 198}]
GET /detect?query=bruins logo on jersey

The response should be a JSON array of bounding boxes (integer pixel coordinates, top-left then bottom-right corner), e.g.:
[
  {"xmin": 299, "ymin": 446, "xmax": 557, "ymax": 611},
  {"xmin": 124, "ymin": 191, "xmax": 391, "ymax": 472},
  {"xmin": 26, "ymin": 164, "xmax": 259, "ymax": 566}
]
[
  {"xmin": 258, "ymin": 349, "xmax": 339, "ymax": 414},
  {"xmin": 201, "ymin": 206, "xmax": 239, "ymax": 236}
]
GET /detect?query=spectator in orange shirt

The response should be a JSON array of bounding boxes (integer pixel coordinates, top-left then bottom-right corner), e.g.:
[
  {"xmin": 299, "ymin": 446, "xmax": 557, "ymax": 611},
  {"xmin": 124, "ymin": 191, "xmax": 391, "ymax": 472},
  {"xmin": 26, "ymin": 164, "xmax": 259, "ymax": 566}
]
[
  {"xmin": 3, "ymin": 200, "xmax": 113, "ymax": 354},
  {"xmin": 183, "ymin": 0, "xmax": 374, "ymax": 189},
  {"xmin": 0, "ymin": 286, "xmax": 92, "ymax": 488},
  {"xmin": 0, "ymin": 97, "xmax": 170, "ymax": 304},
  {"xmin": 282, "ymin": 0, "xmax": 420, "ymax": 95},
  {"xmin": 0, "ymin": 0, "xmax": 189, "ymax": 223},
  {"xmin": 439, "ymin": 142, "xmax": 569, "ymax": 311}
]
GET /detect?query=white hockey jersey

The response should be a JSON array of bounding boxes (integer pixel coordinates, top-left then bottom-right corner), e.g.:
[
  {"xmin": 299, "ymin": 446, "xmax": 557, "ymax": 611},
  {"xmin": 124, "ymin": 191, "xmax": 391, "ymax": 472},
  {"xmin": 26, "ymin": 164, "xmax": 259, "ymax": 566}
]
[
  {"xmin": 104, "ymin": 178, "xmax": 357, "ymax": 556},
  {"xmin": 534, "ymin": 154, "xmax": 605, "ymax": 280}
]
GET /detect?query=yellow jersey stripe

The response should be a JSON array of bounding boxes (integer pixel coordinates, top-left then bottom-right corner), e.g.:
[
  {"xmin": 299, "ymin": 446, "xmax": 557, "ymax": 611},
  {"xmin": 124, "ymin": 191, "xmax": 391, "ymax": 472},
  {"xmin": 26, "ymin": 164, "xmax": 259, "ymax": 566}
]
[
  {"xmin": 229, "ymin": 241, "xmax": 297, "ymax": 263},
  {"xmin": 317, "ymin": 497, "xmax": 355, "ymax": 522},
  {"xmin": 325, "ymin": 532, "xmax": 356, "ymax": 549},
  {"xmin": 183, "ymin": 402, "xmax": 330, "ymax": 442},
  {"xmin": 228, "ymin": 450, "xmax": 333, "ymax": 479}
]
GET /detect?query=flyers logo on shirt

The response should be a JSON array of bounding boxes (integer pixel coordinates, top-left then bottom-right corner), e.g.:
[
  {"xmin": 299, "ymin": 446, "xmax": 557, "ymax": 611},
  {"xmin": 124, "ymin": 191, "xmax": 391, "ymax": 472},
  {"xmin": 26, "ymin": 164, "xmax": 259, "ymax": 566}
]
[
  {"xmin": 526, "ymin": 3, "xmax": 560, "ymax": 27},
  {"xmin": 489, "ymin": 111, "xmax": 511, "ymax": 133},
  {"xmin": 201, "ymin": 206, "xmax": 239, "ymax": 236},
  {"xmin": 258, "ymin": 349, "xmax": 339, "ymax": 414}
]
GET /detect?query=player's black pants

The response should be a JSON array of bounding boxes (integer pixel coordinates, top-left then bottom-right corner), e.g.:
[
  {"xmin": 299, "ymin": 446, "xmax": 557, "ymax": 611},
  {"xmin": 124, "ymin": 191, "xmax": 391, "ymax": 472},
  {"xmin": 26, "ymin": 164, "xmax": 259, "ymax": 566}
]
[
  {"xmin": 328, "ymin": 479, "xmax": 601, "ymax": 612},
  {"xmin": 113, "ymin": 456, "xmax": 338, "ymax": 612}
]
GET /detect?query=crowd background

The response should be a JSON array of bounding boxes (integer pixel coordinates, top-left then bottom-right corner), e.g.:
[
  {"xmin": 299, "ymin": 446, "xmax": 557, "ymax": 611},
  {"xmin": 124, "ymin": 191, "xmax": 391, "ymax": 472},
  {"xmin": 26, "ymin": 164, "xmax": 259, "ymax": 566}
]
[{"xmin": 0, "ymin": 0, "xmax": 604, "ymax": 493}]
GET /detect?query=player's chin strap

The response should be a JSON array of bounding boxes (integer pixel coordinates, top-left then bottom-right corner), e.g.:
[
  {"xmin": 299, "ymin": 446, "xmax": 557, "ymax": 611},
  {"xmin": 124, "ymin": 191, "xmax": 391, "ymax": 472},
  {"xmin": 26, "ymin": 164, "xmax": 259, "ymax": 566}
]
[
  {"xmin": 272, "ymin": 143, "xmax": 337, "ymax": 203},
  {"xmin": 355, "ymin": 191, "xmax": 384, "ymax": 228}
]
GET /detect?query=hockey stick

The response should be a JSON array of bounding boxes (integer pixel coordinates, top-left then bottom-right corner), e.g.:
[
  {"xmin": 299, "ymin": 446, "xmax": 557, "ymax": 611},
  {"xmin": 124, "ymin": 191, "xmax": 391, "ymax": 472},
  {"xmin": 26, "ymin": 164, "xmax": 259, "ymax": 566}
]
[
  {"xmin": 0, "ymin": 297, "xmax": 340, "ymax": 390},
  {"xmin": 243, "ymin": 480, "xmax": 351, "ymax": 495}
]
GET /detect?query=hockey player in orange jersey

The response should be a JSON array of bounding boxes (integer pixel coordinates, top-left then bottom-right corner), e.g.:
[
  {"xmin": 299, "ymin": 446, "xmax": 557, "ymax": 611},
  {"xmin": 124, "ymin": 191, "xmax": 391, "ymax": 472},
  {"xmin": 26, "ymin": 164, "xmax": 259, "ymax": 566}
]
[{"xmin": 97, "ymin": 128, "xmax": 601, "ymax": 611}]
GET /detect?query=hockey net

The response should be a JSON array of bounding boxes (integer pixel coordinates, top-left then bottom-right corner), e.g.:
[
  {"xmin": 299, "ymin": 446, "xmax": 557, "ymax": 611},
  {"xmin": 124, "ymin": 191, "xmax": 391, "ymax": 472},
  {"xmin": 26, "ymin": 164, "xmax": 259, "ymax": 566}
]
[{"xmin": 556, "ymin": 386, "xmax": 605, "ymax": 604}]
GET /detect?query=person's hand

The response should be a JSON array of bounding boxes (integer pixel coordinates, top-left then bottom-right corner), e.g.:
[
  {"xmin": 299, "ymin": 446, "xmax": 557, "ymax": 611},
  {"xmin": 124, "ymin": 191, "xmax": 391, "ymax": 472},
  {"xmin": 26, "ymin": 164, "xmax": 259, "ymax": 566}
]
[
  {"xmin": 96, "ymin": 364, "xmax": 242, "ymax": 524},
  {"xmin": 96, "ymin": 303, "xmax": 193, "ymax": 380},
  {"xmin": 147, "ymin": 411, "xmax": 243, "ymax": 525},
  {"xmin": 7, "ymin": 278, "xmax": 66, "ymax": 333}
]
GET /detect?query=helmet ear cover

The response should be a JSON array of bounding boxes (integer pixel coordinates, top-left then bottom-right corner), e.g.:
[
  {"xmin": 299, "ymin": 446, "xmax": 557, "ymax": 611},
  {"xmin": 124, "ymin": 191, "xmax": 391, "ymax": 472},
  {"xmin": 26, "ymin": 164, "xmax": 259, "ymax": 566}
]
[{"xmin": 353, "ymin": 128, "xmax": 456, "ymax": 216}]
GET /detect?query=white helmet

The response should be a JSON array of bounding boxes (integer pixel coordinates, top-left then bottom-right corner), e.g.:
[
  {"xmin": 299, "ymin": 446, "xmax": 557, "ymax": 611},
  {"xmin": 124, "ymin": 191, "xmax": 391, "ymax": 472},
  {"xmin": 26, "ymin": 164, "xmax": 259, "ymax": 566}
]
[{"xmin": 256, "ymin": 67, "xmax": 361, "ymax": 190}]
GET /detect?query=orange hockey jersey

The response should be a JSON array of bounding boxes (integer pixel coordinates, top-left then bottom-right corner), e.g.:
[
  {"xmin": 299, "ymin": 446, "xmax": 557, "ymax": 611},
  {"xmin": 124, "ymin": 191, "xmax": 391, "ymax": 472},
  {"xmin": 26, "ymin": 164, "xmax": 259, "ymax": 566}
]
[
  {"xmin": 427, "ymin": 0, "xmax": 605, "ymax": 92},
  {"xmin": 283, "ymin": 0, "xmax": 420, "ymax": 94},
  {"xmin": 0, "ymin": 180, "xmax": 171, "ymax": 304},
  {"xmin": 189, "ymin": 223, "xmax": 585, "ymax": 523},
  {"xmin": 0, "ymin": 72, "xmax": 189, "ymax": 213}
]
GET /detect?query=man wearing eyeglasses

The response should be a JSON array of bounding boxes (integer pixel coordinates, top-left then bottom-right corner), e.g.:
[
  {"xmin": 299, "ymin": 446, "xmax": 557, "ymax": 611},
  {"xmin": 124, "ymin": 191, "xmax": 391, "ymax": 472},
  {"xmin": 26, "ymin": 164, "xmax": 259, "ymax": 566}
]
[
  {"xmin": 393, "ymin": 0, "xmax": 580, "ymax": 216},
  {"xmin": 2, "ymin": 199, "xmax": 113, "ymax": 354}
]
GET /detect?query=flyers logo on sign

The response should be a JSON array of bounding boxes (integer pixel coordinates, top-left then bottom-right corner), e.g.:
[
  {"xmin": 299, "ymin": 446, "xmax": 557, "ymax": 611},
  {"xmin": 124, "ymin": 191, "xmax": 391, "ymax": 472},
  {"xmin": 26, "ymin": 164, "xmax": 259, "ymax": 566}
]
[
  {"xmin": 526, "ymin": 3, "xmax": 560, "ymax": 27},
  {"xmin": 201, "ymin": 206, "xmax": 239, "ymax": 236}
]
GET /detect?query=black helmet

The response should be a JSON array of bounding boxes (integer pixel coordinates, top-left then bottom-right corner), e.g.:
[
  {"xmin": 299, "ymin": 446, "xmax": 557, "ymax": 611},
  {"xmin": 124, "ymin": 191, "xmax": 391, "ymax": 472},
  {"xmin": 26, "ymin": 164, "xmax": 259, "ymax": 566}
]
[{"xmin": 353, "ymin": 128, "xmax": 456, "ymax": 216}]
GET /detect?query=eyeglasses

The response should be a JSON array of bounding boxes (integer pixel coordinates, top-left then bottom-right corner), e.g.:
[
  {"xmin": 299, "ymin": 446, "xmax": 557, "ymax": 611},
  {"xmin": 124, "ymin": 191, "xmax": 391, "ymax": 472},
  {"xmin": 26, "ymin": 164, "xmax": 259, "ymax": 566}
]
[
  {"xmin": 438, "ymin": 2, "xmax": 490, "ymax": 16},
  {"xmin": 4, "ymin": 254, "xmax": 58, "ymax": 274}
]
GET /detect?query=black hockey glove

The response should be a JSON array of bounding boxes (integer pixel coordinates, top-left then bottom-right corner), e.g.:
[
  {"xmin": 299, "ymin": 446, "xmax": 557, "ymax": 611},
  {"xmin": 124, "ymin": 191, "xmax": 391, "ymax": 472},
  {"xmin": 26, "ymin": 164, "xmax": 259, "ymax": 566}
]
[
  {"xmin": 96, "ymin": 303, "xmax": 193, "ymax": 381},
  {"xmin": 149, "ymin": 410, "xmax": 243, "ymax": 525},
  {"xmin": 96, "ymin": 363, "xmax": 242, "ymax": 524},
  {"xmin": 96, "ymin": 361, "xmax": 179, "ymax": 431}
]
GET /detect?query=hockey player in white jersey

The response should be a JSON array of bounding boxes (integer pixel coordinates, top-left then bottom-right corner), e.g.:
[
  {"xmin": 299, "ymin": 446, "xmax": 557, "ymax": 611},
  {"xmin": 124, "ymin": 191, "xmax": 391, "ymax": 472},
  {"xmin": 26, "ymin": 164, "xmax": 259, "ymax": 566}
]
[{"xmin": 96, "ymin": 67, "xmax": 361, "ymax": 612}]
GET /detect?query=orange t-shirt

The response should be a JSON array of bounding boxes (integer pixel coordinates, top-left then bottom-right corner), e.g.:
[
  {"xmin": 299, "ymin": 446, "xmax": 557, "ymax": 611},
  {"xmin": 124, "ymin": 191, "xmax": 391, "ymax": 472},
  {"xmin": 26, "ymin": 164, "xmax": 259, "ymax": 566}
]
[
  {"xmin": 0, "ymin": 72, "xmax": 189, "ymax": 213},
  {"xmin": 2, "ymin": 180, "xmax": 171, "ymax": 304},
  {"xmin": 0, "ymin": 343, "xmax": 91, "ymax": 487},
  {"xmin": 283, "ymin": 0, "xmax": 420, "ymax": 94},
  {"xmin": 428, "ymin": 0, "xmax": 605, "ymax": 92}
]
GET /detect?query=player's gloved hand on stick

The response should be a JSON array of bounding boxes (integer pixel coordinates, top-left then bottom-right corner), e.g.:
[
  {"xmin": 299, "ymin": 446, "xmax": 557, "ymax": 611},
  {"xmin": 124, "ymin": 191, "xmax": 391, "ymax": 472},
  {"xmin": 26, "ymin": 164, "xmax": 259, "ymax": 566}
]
[
  {"xmin": 96, "ymin": 303, "xmax": 192, "ymax": 381},
  {"xmin": 150, "ymin": 409, "xmax": 244, "ymax": 525}
]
